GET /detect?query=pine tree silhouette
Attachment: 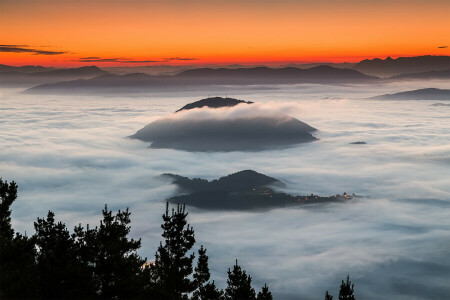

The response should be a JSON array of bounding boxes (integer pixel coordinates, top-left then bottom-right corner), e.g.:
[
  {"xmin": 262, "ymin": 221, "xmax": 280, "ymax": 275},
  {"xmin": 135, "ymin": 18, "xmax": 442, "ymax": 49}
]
[
  {"xmin": 225, "ymin": 260, "xmax": 256, "ymax": 300},
  {"xmin": 339, "ymin": 275, "xmax": 355, "ymax": 300},
  {"xmin": 34, "ymin": 211, "xmax": 94, "ymax": 298},
  {"xmin": 77, "ymin": 205, "xmax": 146, "ymax": 299},
  {"xmin": 192, "ymin": 245, "xmax": 225, "ymax": 299},
  {"xmin": 0, "ymin": 179, "xmax": 39, "ymax": 298},
  {"xmin": 149, "ymin": 203, "xmax": 196, "ymax": 299},
  {"xmin": 257, "ymin": 283, "xmax": 273, "ymax": 300},
  {"xmin": 0, "ymin": 178, "xmax": 16, "ymax": 241},
  {"xmin": 193, "ymin": 280, "xmax": 224, "ymax": 300},
  {"xmin": 2, "ymin": 179, "xmax": 360, "ymax": 300},
  {"xmin": 194, "ymin": 245, "xmax": 211, "ymax": 288}
]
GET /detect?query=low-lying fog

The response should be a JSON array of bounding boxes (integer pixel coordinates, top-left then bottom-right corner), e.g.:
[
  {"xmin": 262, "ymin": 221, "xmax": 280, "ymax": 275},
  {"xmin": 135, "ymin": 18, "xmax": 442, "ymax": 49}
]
[{"xmin": 1, "ymin": 80, "xmax": 449, "ymax": 299}]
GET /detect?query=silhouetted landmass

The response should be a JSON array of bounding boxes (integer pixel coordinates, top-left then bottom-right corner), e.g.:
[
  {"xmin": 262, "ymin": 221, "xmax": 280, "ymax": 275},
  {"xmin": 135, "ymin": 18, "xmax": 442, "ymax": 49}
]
[
  {"xmin": 289, "ymin": 62, "xmax": 355, "ymax": 69},
  {"xmin": 0, "ymin": 64, "xmax": 52, "ymax": 73},
  {"xmin": 164, "ymin": 170, "xmax": 354, "ymax": 210},
  {"xmin": 2, "ymin": 178, "xmax": 355, "ymax": 299},
  {"xmin": 176, "ymin": 97, "xmax": 253, "ymax": 112},
  {"xmin": 369, "ymin": 88, "xmax": 450, "ymax": 100},
  {"xmin": 350, "ymin": 141, "xmax": 367, "ymax": 145},
  {"xmin": 431, "ymin": 103, "xmax": 450, "ymax": 107},
  {"xmin": 24, "ymin": 66, "xmax": 378, "ymax": 94},
  {"xmin": 1, "ymin": 65, "xmax": 107, "ymax": 87},
  {"xmin": 175, "ymin": 65, "xmax": 378, "ymax": 84},
  {"xmin": 390, "ymin": 69, "xmax": 450, "ymax": 80},
  {"xmin": 163, "ymin": 170, "xmax": 281, "ymax": 193},
  {"xmin": 353, "ymin": 55, "xmax": 450, "ymax": 77},
  {"xmin": 130, "ymin": 97, "xmax": 317, "ymax": 151}
]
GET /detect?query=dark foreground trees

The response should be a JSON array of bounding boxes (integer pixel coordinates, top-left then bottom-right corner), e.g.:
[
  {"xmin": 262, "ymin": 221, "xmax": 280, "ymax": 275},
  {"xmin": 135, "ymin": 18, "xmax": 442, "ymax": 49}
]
[
  {"xmin": 1, "ymin": 178, "xmax": 356, "ymax": 299},
  {"xmin": 323, "ymin": 275, "xmax": 356, "ymax": 300}
]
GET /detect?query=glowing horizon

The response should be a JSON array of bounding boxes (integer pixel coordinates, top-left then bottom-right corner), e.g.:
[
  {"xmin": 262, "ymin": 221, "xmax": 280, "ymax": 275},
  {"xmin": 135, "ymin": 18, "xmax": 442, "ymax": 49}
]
[{"xmin": 1, "ymin": 0, "xmax": 449, "ymax": 67}]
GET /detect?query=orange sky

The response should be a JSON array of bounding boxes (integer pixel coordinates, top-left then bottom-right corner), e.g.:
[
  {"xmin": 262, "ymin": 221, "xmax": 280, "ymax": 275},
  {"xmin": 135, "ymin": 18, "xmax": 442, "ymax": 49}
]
[{"xmin": 1, "ymin": 0, "xmax": 449, "ymax": 67}]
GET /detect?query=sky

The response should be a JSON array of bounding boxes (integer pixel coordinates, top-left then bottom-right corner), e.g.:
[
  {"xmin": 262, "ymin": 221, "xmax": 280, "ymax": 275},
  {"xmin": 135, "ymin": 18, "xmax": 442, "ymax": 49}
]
[{"xmin": 1, "ymin": 0, "xmax": 449, "ymax": 67}]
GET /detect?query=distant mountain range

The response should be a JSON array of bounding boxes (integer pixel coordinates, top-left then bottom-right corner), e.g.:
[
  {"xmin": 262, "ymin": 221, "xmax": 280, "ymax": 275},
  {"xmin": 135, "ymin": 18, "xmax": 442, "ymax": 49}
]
[
  {"xmin": 389, "ymin": 69, "xmax": 450, "ymax": 80},
  {"xmin": 0, "ymin": 65, "xmax": 106, "ymax": 87},
  {"xmin": 369, "ymin": 88, "xmax": 450, "ymax": 100},
  {"xmin": 353, "ymin": 55, "xmax": 450, "ymax": 77},
  {"xmin": 2, "ymin": 55, "xmax": 448, "ymax": 92},
  {"xmin": 23, "ymin": 65, "xmax": 378, "ymax": 94},
  {"xmin": 0, "ymin": 64, "xmax": 52, "ymax": 73},
  {"xmin": 164, "ymin": 170, "xmax": 354, "ymax": 210}
]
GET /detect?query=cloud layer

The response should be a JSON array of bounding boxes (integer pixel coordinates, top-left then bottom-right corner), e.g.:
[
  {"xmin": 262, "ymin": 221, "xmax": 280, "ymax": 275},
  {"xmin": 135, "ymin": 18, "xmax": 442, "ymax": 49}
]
[{"xmin": 1, "ymin": 81, "xmax": 450, "ymax": 299}]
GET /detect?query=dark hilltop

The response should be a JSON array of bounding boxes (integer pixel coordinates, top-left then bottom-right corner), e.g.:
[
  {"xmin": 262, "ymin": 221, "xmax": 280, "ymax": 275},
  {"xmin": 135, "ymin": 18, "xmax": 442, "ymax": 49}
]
[
  {"xmin": 130, "ymin": 97, "xmax": 318, "ymax": 152},
  {"xmin": 390, "ymin": 69, "xmax": 450, "ymax": 80},
  {"xmin": 176, "ymin": 97, "xmax": 253, "ymax": 112},
  {"xmin": 164, "ymin": 170, "xmax": 354, "ymax": 211},
  {"xmin": 369, "ymin": 88, "xmax": 450, "ymax": 100},
  {"xmin": 164, "ymin": 169, "xmax": 281, "ymax": 193}
]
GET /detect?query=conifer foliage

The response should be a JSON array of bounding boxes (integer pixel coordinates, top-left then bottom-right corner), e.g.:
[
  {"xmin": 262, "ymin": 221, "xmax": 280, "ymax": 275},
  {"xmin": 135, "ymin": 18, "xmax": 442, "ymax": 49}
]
[
  {"xmin": 225, "ymin": 260, "xmax": 256, "ymax": 300},
  {"xmin": 325, "ymin": 290, "xmax": 333, "ymax": 300},
  {"xmin": 0, "ymin": 179, "xmax": 358, "ymax": 299},
  {"xmin": 149, "ymin": 203, "xmax": 196, "ymax": 299},
  {"xmin": 339, "ymin": 275, "xmax": 355, "ymax": 300},
  {"xmin": 0, "ymin": 179, "xmax": 38, "ymax": 298},
  {"xmin": 257, "ymin": 283, "xmax": 273, "ymax": 300}
]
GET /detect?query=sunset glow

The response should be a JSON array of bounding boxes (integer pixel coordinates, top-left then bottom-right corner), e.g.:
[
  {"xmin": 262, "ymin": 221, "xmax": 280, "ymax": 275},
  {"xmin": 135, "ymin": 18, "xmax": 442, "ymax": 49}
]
[{"xmin": 1, "ymin": 0, "xmax": 449, "ymax": 67}]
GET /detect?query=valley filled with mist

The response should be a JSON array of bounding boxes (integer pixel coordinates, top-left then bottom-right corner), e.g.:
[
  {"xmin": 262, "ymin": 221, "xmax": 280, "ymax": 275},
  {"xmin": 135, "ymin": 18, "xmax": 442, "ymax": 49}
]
[{"xmin": 1, "ymin": 77, "xmax": 449, "ymax": 299}]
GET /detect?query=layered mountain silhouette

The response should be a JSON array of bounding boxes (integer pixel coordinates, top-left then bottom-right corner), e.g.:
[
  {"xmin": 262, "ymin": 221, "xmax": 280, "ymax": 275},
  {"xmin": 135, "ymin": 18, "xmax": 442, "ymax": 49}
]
[
  {"xmin": 24, "ymin": 66, "xmax": 378, "ymax": 94},
  {"xmin": 164, "ymin": 170, "xmax": 353, "ymax": 210},
  {"xmin": 1, "ymin": 65, "xmax": 107, "ymax": 87},
  {"xmin": 390, "ymin": 69, "xmax": 450, "ymax": 80},
  {"xmin": 5, "ymin": 55, "xmax": 449, "ymax": 91},
  {"xmin": 129, "ymin": 97, "xmax": 317, "ymax": 152},
  {"xmin": 369, "ymin": 88, "xmax": 450, "ymax": 100},
  {"xmin": 175, "ymin": 97, "xmax": 253, "ymax": 112},
  {"xmin": 353, "ymin": 55, "xmax": 450, "ymax": 77},
  {"xmin": 0, "ymin": 64, "xmax": 52, "ymax": 73}
]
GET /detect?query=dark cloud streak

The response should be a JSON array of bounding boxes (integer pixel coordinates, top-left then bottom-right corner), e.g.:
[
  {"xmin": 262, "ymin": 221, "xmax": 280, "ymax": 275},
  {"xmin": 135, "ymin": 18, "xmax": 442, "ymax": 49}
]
[
  {"xmin": 78, "ymin": 57, "xmax": 162, "ymax": 63},
  {"xmin": 77, "ymin": 57, "xmax": 198, "ymax": 63},
  {"xmin": 164, "ymin": 57, "xmax": 197, "ymax": 61},
  {"xmin": 0, "ymin": 44, "xmax": 67, "ymax": 55}
]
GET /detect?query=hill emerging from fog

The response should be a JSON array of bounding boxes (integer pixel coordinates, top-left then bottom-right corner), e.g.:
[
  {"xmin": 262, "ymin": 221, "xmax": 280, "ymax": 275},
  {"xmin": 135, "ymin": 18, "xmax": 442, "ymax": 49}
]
[
  {"xmin": 129, "ymin": 97, "xmax": 317, "ymax": 152},
  {"xmin": 164, "ymin": 170, "xmax": 353, "ymax": 211},
  {"xmin": 175, "ymin": 97, "xmax": 253, "ymax": 112},
  {"xmin": 164, "ymin": 170, "xmax": 281, "ymax": 193},
  {"xmin": 369, "ymin": 88, "xmax": 450, "ymax": 100},
  {"xmin": 390, "ymin": 69, "xmax": 450, "ymax": 80},
  {"xmin": 24, "ymin": 66, "xmax": 378, "ymax": 94}
]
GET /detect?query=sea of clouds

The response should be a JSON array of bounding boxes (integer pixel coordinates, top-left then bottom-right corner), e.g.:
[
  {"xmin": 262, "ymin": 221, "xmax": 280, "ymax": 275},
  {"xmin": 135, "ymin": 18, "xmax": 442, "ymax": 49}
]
[{"xmin": 1, "ymin": 80, "xmax": 449, "ymax": 299}]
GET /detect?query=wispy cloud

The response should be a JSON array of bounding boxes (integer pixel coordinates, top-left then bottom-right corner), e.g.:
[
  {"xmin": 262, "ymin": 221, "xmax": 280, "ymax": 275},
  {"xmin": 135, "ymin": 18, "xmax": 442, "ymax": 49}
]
[
  {"xmin": 164, "ymin": 57, "xmax": 197, "ymax": 61},
  {"xmin": 437, "ymin": 45, "xmax": 448, "ymax": 49},
  {"xmin": 77, "ymin": 56, "xmax": 198, "ymax": 63},
  {"xmin": 78, "ymin": 57, "xmax": 162, "ymax": 63},
  {"xmin": 0, "ymin": 44, "xmax": 67, "ymax": 55}
]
